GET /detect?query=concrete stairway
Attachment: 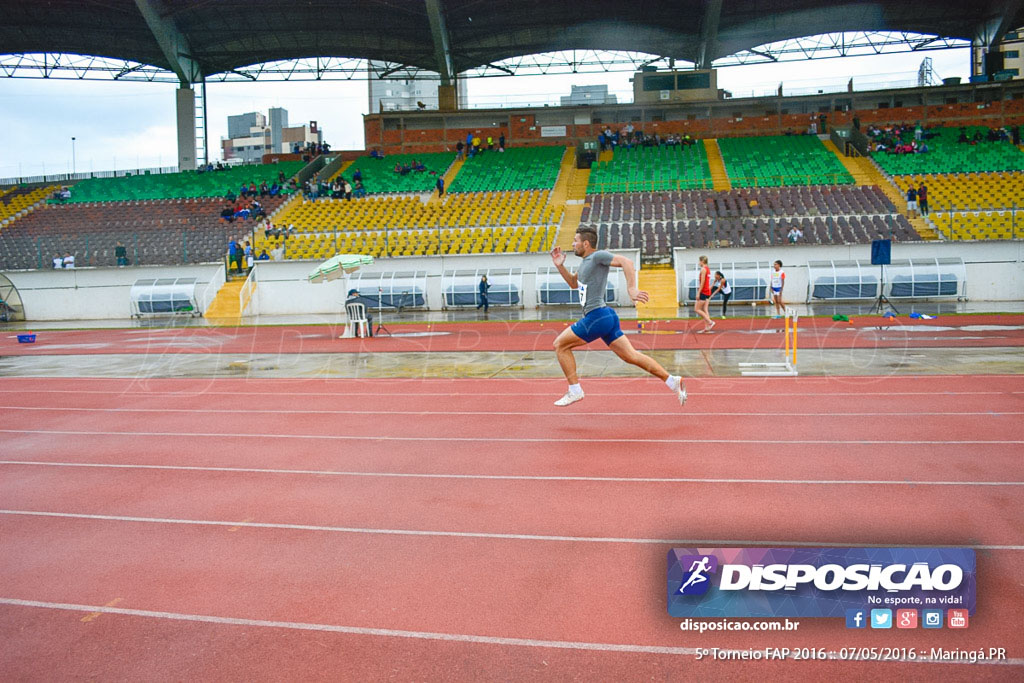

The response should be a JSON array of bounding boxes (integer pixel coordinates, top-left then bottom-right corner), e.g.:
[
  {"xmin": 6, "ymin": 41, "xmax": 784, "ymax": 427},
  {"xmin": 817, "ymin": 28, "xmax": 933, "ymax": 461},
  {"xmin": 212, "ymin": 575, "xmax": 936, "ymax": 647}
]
[
  {"xmin": 554, "ymin": 150, "xmax": 591, "ymax": 251},
  {"xmin": 429, "ymin": 158, "xmax": 465, "ymax": 202},
  {"xmin": 823, "ymin": 143, "xmax": 940, "ymax": 241},
  {"xmin": 703, "ymin": 139, "xmax": 731, "ymax": 191},
  {"xmin": 326, "ymin": 159, "xmax": 355, "ymax": 182},
  {"xmin": 636, "ymin": 264, "xmax": 678, "ymax": 318},
  {"xmin": 549, "ymin": 147, "xmax": 576, "ymax": 205},
  {"xmin": 203, "ymin": 280, "xmax": 245, "ymax": 324}
]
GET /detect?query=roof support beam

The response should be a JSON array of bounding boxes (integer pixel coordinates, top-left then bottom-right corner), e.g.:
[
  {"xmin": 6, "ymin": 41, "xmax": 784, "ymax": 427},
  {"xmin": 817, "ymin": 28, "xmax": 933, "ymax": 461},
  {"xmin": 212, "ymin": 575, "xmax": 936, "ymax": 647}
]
[
  {"xmin": 696, "ymin": 0, "xmax": 723, "ymax": 70},
  {"xmin": 974, "ymin": 0, "xmax": 1024, "ymax": 48},
  {"xmin": 424, "ymin": 0, "xmax": 454, "ymax": 85},
  {"xmin": 133, "ymin": 0, "xmax": 202, "ymax": 85}
]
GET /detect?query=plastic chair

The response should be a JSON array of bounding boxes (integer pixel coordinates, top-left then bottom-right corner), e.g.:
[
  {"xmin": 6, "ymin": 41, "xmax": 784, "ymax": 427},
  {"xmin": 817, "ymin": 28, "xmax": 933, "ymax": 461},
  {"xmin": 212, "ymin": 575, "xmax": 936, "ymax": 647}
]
[{"xmin": 343, "ymin": 302, "xmax": 370, "ymax": 338}]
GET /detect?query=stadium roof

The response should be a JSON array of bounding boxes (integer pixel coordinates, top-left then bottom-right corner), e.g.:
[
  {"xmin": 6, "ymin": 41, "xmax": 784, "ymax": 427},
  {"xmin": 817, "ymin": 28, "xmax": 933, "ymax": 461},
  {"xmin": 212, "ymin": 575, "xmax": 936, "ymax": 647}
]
[{"xmin": 3, "ymin": 0, "xmax": 1022, "ymax": 82}]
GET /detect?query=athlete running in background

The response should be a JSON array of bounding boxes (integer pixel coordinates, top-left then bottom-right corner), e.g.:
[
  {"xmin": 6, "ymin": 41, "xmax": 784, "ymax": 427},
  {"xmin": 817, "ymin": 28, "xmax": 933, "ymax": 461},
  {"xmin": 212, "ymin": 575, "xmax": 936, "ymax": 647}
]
[{"xmin": 550, "ymin": 227, "xmax": 687, "ymax": 407}]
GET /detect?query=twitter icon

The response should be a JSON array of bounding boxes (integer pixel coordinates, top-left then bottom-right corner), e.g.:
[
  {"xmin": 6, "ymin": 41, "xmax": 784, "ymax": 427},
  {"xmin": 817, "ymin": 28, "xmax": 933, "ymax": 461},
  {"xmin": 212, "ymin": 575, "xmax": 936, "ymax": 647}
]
[{"xmin": 870, "ymin": 609, "xmax": 892, "ymax": 629}]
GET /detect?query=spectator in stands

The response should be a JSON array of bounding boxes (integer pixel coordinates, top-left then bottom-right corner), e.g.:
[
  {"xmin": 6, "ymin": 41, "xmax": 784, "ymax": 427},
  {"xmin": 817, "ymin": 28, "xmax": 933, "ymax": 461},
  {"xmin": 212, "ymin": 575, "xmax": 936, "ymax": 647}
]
[
  {"xmin": 59, "ymin": 187, "xmax": 71, "ymax": 201},
  {"xmin": 914, "ymin": 122, "xmax": 923, "ymax": 141},
  {"xmin": 52, "ymin": 253, "xmax": 62, "ymax": 269},
  {"xmin": 456, "ymin": 141, "xmax": 465, "ymax": 160},
  {"xmin": 225, "ymin": 189, "xmax": 237, "ymax": 202},
  {"xmin": 352, "ymin": 168, "xmax": 362, "ymax": 183},
  {"xmin": 278, "ymin": 170, "xmax": 286, "ymax": 184},
  {"xmin": 347, "ymin": 289, "xmax": 373, "ymax": 337},
  {"xmin": 239, "ymin": 183, "xmax": 249, "ymax": 198},
  {"xmin": 228, "ymin": 237, "xmax": 240, "ymax": 273},
  {"xmin": 353, "ymin": 179, "xmax": 366, "ymax": 198},
  {"xmin": 244, "ymin": 241, "xmax": 254, "ymax": 271},
  {"xmin": 257, "ymin": 250, "xmax": 270, "ymax": 261},
  {"xmin": 369, "ymin": 149, "xmax": 384, "ymax": 160},
  {"xmin": 271, "ymin": 243, "xmax": 284, "ymax": 261},
  {"xmin": 917, "ymin": 183, "xmax": 929, "ymax": 216},
  {"xmin": 472, "ymin": 136, "xmax": 482, "ymax": 156},
  {"xmin": 787, "ymin": 226, "xmax": 803, "ymax": 243},
  {"xmin": 343, "ymin": 179, "xmax": 353, "ymax": 200},
  {"xmin": 477, "ymin": 275, "xmax": 490, "ymax": 313},
  {"xmin": 62, "ymin": 252, "xmax": 75, "ymax": 269},
  {"xmin": 269, "ymin": 182, "xmax": 280, "ymax": 196},
  {"xmin": 1013, "ymin": 126, "xmax": 1021, "ymax": 146},
  {"xmin": 597, "ymin": 132, "xmax": 606, "ymax": 151},
  {"xmin": 115, "ymin": 241, "xmax": 128, "ymax": 267},
  {"xmin": 486, "ymin": 135, "xmax": 494, "ymax": 150},
  {"xmin": 499, "ymin": 133, "xmax": 506, "ymax": 151},
  {"xmin": 331, "ymin": 180, "xmax": 343, "ymax": 199},
  {"xmin": 221, "ymin": 205, "xmax": 235, "ymax": 223},
  {"xmin": 259, "ymin": 181, "xmax": 269, "ymax": 196},
  {"xmin": 906, "ymin": 185, "xmax": 918, "ymax": 217}
]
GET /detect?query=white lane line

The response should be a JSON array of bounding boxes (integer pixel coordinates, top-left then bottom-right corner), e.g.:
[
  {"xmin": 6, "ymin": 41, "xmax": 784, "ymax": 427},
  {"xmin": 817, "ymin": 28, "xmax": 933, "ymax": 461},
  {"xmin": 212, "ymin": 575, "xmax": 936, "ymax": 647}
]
[
  {"xmin": 2, "ymin": 461, "xmax": 1023, "ymax": 487},
  {"xmin": 1, "ymin": 406, "xmax": 1020, "ymax": 418},
  {"xmin": 0, "ymin": 597, "xmax": 697, "ymax": 655},
  {"xmin": 0, "ymin": 388, "xmax": 1019, "ymax": 398},
  {"xmin": 0, "ymin": 598, "xmax": 1021, "ymax": 666},
  {"xmin": 2, "ymin": 510, "xmax": 1023, "ymax": 550},
  {"xmin": 2, "ymin": 429, "xmax": 1022, "ymax": 445}
]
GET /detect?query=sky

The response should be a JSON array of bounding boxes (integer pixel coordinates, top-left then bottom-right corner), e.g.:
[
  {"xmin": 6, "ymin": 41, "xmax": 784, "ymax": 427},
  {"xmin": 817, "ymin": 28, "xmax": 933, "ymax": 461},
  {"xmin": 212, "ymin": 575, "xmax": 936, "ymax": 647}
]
[{"xmin": 0, "ymin": 47, "xmax": 972, "ymax": 181}]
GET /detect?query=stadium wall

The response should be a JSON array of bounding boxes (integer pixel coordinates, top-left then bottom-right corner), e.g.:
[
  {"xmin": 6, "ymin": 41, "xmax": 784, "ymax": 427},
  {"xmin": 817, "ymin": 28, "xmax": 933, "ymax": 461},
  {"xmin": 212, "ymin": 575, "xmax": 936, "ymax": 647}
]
[
  {"xmin": 3, "ymin": 242, "xmax": 1021, "ymax": 321},
  {"xmin": 365, "ymin": 80, "xmax": 1024, "ymax": 153},
  {"xmin": 672, "ymin": 241, "xmax": 1024, "ymax": 304},
  {"xmin": 3, "ymin": 264, "xmax": 223, "ymax": 320}
]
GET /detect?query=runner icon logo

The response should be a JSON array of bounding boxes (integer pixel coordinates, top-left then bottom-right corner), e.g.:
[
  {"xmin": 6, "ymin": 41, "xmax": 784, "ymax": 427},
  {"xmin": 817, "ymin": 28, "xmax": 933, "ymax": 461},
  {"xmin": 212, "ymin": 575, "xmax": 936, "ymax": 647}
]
[{"xmin": 676, "ymin": 555, "xmax": 718, "ymax": 595}]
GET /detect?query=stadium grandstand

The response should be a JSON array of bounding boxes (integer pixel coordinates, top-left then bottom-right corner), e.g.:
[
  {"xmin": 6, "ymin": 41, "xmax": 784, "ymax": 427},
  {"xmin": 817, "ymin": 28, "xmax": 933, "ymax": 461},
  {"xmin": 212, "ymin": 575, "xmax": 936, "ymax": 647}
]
[{"xmin": 3, "ymin": 2, "xmax": 1024, "ymax": 681}]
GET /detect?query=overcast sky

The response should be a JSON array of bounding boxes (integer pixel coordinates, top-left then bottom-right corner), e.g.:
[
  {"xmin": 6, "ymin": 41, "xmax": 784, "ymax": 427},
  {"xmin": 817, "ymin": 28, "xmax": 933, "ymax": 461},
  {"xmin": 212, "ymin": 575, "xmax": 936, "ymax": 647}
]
[{"xmin": 0, "ymin": 48, "xmax": 970, "ymax": 180}]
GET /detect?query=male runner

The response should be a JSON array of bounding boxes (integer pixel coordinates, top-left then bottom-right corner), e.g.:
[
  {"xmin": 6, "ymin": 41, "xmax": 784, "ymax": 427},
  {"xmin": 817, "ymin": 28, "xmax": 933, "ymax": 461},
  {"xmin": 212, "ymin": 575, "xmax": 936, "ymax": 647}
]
[{"xmin": 550, "ymin": 227, "xmax": 687, "ymax": 407}]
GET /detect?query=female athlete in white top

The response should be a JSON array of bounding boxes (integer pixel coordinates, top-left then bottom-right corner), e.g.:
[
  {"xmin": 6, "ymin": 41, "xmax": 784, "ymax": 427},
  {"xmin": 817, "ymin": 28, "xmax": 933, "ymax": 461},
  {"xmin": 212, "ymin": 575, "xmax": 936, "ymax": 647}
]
[{"xmin": 769, "ymin": 260, "xmax": 785, "ymax": 318}]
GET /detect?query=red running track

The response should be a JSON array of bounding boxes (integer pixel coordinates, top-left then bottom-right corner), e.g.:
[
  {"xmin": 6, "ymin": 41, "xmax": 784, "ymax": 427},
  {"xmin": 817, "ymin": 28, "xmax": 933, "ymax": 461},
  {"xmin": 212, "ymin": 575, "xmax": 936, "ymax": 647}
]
[
  {"xmin": 0, "ymin": 375, "xmax": 1022, "ymax": 679},
  {"xmin": 3, "ymin": 313, "xmax": 1024, "ymax": 355}
]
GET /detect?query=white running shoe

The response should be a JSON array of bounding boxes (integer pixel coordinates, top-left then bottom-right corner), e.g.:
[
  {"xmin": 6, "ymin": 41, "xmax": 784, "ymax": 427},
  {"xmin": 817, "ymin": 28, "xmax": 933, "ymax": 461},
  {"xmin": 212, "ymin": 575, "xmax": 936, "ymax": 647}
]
[
  {"xmin": 677, "ymin": 381, "xmax": 688, "ymax": 406},
  {"xmin": 554, "ymin": 391, "xmax": 584, "ymax": 407},
  {"xmin": 708, "ymin": 320, "xmax": 716, "ymax": 330}
]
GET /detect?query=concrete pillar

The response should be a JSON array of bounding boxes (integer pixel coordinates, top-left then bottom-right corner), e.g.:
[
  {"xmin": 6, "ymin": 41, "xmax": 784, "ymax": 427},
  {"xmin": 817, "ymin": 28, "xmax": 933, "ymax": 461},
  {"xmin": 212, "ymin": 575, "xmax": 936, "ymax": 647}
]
[
  {"xmin": 438, "ymin": 84, "xmax": 458, "ymax": 111},
  {"xmin": 176, "ymin": 86, "xmax": 196, "ymax": 170}
]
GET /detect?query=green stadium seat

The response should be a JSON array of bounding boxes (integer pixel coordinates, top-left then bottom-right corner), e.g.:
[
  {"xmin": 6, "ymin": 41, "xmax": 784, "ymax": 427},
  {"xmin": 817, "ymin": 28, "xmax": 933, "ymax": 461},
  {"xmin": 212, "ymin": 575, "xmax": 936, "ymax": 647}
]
[{"xmin": 718, "ymin": 135, "xmax": 853, "ymax": 187}]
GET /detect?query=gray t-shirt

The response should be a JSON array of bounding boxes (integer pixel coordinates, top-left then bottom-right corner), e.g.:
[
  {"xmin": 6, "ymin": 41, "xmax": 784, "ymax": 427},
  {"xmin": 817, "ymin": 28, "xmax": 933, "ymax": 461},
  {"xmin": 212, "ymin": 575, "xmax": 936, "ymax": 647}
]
[{"xmin": 576, "ymin": 250, "xmax": 614, "ymax": 315}]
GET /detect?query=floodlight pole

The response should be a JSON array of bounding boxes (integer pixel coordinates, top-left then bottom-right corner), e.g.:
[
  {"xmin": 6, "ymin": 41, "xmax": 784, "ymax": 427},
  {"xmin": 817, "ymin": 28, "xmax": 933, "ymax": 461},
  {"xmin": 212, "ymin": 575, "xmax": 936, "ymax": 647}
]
[{"xmin": 71, "ymin": 137, "xmax": 76, "ymax": 176}]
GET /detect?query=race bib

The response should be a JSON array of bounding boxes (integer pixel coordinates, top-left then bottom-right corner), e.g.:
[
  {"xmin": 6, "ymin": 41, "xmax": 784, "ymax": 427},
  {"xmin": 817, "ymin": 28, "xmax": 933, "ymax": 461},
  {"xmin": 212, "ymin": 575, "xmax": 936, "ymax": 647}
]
[{"xmin": 578, "ymin": 283, "xmax": 588, "ymax": 307}]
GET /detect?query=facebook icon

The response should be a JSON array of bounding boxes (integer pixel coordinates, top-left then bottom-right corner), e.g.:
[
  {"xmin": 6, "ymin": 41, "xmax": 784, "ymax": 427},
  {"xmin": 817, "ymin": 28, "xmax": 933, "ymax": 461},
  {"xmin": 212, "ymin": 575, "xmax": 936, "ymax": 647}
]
[{"xmin": 845, "ymin": 609, "xmax": 867, "ymax": 629}]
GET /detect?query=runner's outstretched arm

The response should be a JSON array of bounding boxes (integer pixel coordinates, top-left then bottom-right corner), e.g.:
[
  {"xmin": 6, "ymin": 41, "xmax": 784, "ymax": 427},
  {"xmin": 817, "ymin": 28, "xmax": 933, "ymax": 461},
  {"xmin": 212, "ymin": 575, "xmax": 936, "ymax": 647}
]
[{"xmin": 610, "ymin": 254, "xmax": 649, "ymax": 304}]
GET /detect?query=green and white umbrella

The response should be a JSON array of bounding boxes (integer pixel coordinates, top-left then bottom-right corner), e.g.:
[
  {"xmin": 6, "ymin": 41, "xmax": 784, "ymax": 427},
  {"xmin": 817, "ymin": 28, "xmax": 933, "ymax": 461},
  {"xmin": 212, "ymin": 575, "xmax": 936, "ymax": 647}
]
[{"xmin": 307, "ymin": 254, "xmax": 374, "ymax": 283}]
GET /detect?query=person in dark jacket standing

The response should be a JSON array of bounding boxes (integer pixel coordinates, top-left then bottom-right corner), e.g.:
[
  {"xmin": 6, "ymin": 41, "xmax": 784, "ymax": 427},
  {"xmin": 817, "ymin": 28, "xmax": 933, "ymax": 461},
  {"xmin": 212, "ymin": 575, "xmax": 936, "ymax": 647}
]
[{"xmin": 477, "ymin": 275, "xmax": 490, "ymax": 312}]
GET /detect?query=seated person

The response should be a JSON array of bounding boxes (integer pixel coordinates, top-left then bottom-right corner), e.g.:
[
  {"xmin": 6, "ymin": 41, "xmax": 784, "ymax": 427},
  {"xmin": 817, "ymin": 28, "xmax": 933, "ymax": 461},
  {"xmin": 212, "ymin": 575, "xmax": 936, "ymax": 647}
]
[
  {"xmin": 257, "ymin": 250, "xmax": 270, "ymax": 261},
  {"xmin": 259, "ymin": 181, "xmax": 269, "ymax": 196},
  {"xmin": 220, "ymin": 205, "xmax": 235, "ymax": 222},
  {"xmin": 269, "ymin": 182, "xmax": 280, "ymax": 196},
  {"xmin": 413, "ymin": 160, "xmax": 426, "ymax": 172},
  {"xmin": 353, "ymin": 179, "xmax": 366, "ymax": 198},
  {"xmin": 787, "ymin": 226, "xmax": 803, "ymax": 243},
  {"xmin": 394, "ymin": 162, "xmax": 403, "ymax": 174},
  {"xmin": 353, "ymin": 168, "xmax": 362, "ymax": 182},
  {"xmin": 346, "ymin": 289, "xmax": 374, "ymax": 337}
]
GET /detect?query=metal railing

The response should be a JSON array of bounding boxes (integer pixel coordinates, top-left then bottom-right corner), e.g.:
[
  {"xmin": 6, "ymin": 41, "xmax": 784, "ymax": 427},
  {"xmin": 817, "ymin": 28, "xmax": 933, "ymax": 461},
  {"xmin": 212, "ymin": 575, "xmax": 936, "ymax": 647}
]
[
  {"xmin": 239, "ymin": 265, "xmax": 258, "ymax": 316},
  {"xmin": 920, "ymin": 202, "xmax": 1023, "ymax": 241},
  {"xmin": 199, "ymin": 263, "xmax": 227, "ymax": 315},
  {"xmin": 253, "ymin": 224, "xmax": 556, "ymax": 260}
]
